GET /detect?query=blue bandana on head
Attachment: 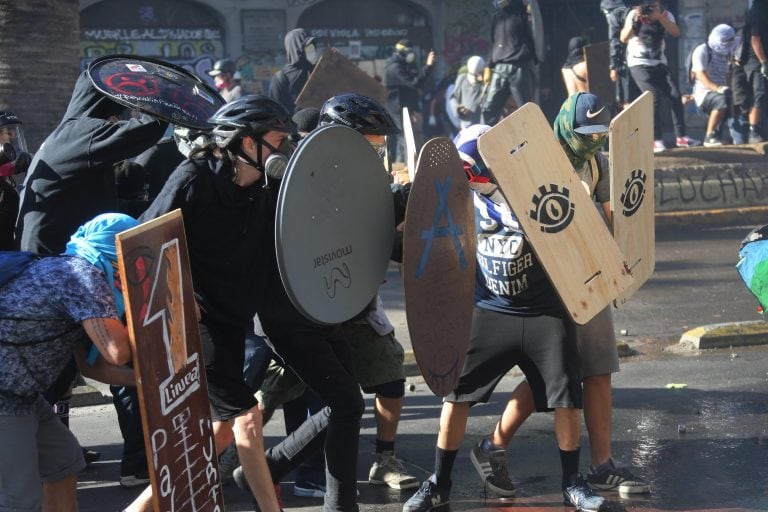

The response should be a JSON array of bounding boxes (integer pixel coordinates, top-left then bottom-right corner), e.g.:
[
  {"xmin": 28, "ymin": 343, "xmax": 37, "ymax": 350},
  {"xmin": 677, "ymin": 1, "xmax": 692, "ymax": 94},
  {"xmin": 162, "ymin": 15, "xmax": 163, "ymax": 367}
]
[{"xmin": 64, "ymin": 213, "xmax": 139, "ymax": 318}]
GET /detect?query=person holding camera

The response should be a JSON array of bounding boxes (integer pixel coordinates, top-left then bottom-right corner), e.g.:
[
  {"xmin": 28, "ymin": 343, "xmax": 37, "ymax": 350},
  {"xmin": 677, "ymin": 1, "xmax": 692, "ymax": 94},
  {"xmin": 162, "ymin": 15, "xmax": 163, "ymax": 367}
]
[{"xmin": 620, "ymin": 0, "xmax": 699, "ymax": 152}]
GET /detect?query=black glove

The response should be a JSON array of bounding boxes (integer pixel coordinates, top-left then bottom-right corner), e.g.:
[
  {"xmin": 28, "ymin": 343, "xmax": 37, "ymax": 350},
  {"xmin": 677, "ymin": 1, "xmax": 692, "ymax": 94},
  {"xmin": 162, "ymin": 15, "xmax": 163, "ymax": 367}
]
[{"xmin": 13, "ymin": 151, "xmax": 31, "ymax": 174}]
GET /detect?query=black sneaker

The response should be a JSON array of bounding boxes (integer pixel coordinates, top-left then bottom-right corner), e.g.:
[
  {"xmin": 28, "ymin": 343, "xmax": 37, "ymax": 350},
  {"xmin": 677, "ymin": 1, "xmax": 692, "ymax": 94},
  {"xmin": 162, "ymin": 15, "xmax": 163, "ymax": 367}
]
[
  {"xmin": 402, "ymin": 475, "xmax": 451, "ymax": 512},
  {"xmin": 587, "ymin": 459, "xmax": 649, "ymax": 493},
  {"xmin": 563, "ymin": 475, "xmax": 607, "ymax": 512},
  {"xmin": 469, "ymin": 438, "xmax": 515, "ymax": 496},
  {"xmin": 703, "ymin": 133, "xmax": 723, "ymax": 147}
]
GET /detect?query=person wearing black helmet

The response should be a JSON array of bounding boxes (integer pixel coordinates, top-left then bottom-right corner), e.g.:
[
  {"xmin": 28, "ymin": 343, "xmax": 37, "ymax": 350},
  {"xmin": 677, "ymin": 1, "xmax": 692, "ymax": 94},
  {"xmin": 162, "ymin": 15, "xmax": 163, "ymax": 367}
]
[
  {"xmin": 208, "ymin": 58, "xmax": 243, "ymax": 102},
  {"xmin": 280, "ymin": 93, "xmax": 415, "ymax": 491},
  {"xmin": 269, "ymin": 28, "xmax": 318, "ymax": 114},
  {"xmin": 0, "ymin": 110, "xmax": 29, "ymax": 250}
]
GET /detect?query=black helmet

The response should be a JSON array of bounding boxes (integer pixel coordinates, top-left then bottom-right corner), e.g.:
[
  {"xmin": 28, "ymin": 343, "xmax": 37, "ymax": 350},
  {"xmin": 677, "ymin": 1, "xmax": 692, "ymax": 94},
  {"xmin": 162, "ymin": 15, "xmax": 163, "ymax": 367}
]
[
  {"xmin": 318, "ymin": 93, "xmax": 400, "ymax": 136},
  {"xmin": 208, "ymin": 58, "xmax": 236, "ymax": 77},
  {"xmin": 208, "ymin": 95, "xmax": 296, "ymax": 149},
  {"xmin": 0, "ymin": 111, "xmax": 21, "ymax": 127}
]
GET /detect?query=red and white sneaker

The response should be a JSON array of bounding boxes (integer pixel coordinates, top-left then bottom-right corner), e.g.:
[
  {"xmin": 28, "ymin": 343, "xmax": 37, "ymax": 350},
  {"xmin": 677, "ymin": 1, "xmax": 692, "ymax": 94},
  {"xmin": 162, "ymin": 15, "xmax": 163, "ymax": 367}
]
[
  {"xmin": 675, "ymin": 135, "xmax": 701, "ymax": 148},
  {"xmin": 653, "ymin": 140, "xmax": 667, "ymax": 153}
]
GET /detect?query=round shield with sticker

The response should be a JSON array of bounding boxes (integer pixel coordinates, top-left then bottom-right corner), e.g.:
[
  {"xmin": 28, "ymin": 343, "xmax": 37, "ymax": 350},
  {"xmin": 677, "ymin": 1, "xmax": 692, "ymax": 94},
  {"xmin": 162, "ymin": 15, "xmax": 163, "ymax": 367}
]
[
  {"xmin": 87, "ymin": 55, "xmax": 224, "ymax": 130},
  {"xmin": 276, "ymin": 125, "xmax": 395, "ymax": 325}
]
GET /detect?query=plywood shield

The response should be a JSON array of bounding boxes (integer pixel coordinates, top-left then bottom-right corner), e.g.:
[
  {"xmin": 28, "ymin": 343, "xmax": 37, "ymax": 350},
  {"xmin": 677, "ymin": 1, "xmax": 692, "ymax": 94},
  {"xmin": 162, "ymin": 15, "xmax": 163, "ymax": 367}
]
[
  {"xmin": 402, "ymin": 107, "xmax": 418, "ymax": 181},
  {"xmin": 609, "ymin": 91, "xmax": 655, "ymax": 306},
  {"xmin": 276, "ymin": 125, "xmax": 394, "ymax": 324},
  {"xmin": 295, "ymin": 49, "xmax": 388, "ymax": 109},
  {"xmin": 584, "ymin": 42, "xmax": 613, "ymax": 106},
  {"xmin": 117, "ymin": 210, "xmax": 223, "ymax": 512},
  {"xmin": 88, "ymin": 55, "xmax": 224, "ymax": 130},
  {"xmin": 477, "ymin": 103, "xmax": 632, "ymax": 324},
  {"xmin": 530, "ymin": 0, "xmax": 545, "ymax": 63},
  {"xmin": 403, "ymin": 138, "xmax": 475, "ymax": 396}
]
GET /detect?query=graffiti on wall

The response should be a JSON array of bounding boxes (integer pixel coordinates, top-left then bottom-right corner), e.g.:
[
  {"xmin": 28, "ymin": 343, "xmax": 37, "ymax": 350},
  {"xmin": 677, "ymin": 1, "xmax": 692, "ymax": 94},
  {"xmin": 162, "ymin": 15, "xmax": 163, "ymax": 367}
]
[
  {"xmin": 444, "ymin": 0, "xmax": 491, "ymax": 71},
  {"xmin": 655, "ymin": 167, "xmax": 768, "ymax": 211}
]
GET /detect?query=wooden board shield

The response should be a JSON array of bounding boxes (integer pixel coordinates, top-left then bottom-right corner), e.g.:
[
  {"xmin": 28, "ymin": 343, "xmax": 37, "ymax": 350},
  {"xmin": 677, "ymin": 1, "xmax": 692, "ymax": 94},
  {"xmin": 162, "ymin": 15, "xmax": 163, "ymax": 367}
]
[
  {"xmin": 276, "ymin": 125, "xmax": 394, "ymax": 324},
  {"xmin": 584, "ymin": 42, "xmax": 613, "ymax": 106},
  {"xmin": 403, "ymin": 137, "xmax": 475, "ymax": 396},
  {"xmin": 295, "ymin": 49, "xmax": 388, "ymax": 109},
  {"xmin": 609, "ymin": 91, "xmax": 655, "ymax": 306},
  {"xmin": 402, "ymin": 107, "xmax": 417, "ymax": 181},
  {"xmin": 530, "ymin": 0, "xmax": 545, "ymax": 63},
  {"xmin": 117, "ymin": 210, "xmax": 223, "ymax": 512},
  {"xmin": 477, "ymin": 103, "xmax": 632, "ymax": 324}
]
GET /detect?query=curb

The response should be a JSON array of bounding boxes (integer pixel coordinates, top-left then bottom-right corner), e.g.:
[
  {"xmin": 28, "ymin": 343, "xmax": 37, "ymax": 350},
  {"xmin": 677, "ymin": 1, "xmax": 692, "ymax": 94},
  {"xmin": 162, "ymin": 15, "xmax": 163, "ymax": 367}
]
[
  {"xmin": 674, "ymin": 320, "xmax": 768, "ymax": 350},
  {"xmin": 656, "ymin": 206, "xmax": 768, "ymax": 229},
  {"xmin": 70, "ymin": 383, "xmax": 111, "ymax": 407}
]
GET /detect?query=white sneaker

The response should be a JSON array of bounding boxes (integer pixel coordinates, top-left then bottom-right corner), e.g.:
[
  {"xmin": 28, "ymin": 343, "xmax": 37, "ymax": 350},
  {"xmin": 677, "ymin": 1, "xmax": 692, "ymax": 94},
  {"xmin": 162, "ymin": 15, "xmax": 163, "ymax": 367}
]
[
  {"xmin": 368, "ymin": 451, "xmax": 419, "ymax": 489},
  {"xmin": 653, "ymin": 140, "xmax": 667, "ymax": 153}
]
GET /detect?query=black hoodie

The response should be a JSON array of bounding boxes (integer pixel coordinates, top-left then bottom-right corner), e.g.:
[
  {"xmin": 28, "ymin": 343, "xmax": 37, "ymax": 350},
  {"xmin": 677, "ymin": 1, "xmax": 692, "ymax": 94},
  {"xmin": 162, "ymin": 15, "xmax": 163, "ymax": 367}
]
[
  {"xmin": 269, "ymin": 29, "xmax": 316, "ymax": 114},
  {"xmin": 489, "ymin": 0, "xmax": 535, "ymax": 66},
  {"xmin": 16, "ymin": 71, "xmax": 168, "ymax": 254}
]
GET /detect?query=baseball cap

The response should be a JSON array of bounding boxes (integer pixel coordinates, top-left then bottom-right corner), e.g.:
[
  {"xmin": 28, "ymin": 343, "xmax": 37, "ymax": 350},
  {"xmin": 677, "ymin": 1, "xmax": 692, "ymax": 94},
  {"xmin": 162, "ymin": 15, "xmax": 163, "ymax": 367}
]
[{"xmin": 573, "ymin": 93, "xmax": 611, "ymax": 135}]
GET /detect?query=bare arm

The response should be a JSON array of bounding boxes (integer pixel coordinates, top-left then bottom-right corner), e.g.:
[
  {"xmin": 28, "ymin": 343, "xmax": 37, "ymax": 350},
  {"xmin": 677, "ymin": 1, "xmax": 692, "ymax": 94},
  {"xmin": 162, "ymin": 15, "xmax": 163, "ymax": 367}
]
[
  {"xmin": 619, "ymin": 8, "xmax": 638, "ymax": 44},
  {"xmin": 82, "ymin": 317, "xmax": 132, "ymax": 366},
  {"xmin": 601, "ymin": 201, "xmax": 613, "ymax": 228},
  {"xmin": 74, "ymin": 342, "xmax": 136, "ymax": 387},
  {"xmin": 752, "ymin": 34, "xmax": 767, "ymax": 64},
  {"xmin": 694, "ymin": 70, "xmax": 724, "ymax": 92},
  {"xmin": 653, "ymin": 8, "xmax": 680, "ymax": 38}
]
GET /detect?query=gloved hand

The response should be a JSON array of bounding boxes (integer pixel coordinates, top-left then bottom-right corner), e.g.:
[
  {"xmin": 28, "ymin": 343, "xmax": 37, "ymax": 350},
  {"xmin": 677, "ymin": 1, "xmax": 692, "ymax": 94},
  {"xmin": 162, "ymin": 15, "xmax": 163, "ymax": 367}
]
[
  {"xmin": 761, "ymin": 61, "xmax": 768, "ymax": 80},
  {"xmin": 13, "ymin": 151, "xmax": 32, "ymax": 174}
]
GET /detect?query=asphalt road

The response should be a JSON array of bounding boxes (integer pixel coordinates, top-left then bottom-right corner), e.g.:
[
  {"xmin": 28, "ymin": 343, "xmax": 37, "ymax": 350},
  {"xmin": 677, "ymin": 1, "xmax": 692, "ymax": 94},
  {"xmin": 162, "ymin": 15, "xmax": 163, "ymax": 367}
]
[{"xmin": 71, "ymin": 222, "xmax": 768, "ymax": 511}]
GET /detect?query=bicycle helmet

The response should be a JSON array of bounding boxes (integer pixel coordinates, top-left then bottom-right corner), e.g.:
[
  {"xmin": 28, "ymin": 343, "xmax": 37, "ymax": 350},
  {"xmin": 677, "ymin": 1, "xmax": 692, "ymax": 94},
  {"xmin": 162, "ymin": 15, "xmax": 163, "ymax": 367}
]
[
  {"xmin": 318, "ymin": 93, "xmax": 400, "ymax": 136},
  {"xmin": 207, "ymin": 95, "xmax": 296, "ymax": 149},
  {"xmin": 208, "ymin": 58, "xmax": 236, "ymax": 77}
]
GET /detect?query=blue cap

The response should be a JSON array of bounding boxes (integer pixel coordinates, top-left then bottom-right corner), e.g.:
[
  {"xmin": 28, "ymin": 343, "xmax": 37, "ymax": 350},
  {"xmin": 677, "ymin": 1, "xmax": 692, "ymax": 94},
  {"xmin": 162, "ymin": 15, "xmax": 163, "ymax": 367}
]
[{"xmin": 573, "ymin": 93, "xmax": 611, "ymax": 135}]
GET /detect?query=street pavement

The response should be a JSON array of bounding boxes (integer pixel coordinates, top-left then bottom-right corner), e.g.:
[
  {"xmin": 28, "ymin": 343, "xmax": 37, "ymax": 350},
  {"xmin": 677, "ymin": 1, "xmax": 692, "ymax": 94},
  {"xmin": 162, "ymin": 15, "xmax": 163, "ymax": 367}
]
[{"xmin": 71, "ymin": 221, "xmax": 768, "ymax": 511}]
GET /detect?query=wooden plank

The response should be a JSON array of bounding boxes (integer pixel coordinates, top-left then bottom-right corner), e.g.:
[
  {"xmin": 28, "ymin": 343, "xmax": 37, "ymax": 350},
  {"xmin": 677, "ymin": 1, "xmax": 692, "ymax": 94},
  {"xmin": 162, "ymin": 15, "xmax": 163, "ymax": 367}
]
[
  {"xmin": 402, "ymin": 107, "xmax": 417, "ymax": 181},
  {"xmin": 295, "ymin": 49, "xmax": 388, "ymax": 110},
  {"xmin": 117, "ymin": 210, "xmax": 223, "ymax": 512},
  {"xmin": 584, "ymin": 41, "xmax": 613, "ymax": 105},
  {"xmin": 609, "ymin": 91, "xmax": 655, "ymax": 306},
  {"xmin": 477, "ymin": 103, "xmax": 632, "ymax": 324},
  {"xmin": 403, "ymin": 137, "xmax": 475, "ymax": 396}
]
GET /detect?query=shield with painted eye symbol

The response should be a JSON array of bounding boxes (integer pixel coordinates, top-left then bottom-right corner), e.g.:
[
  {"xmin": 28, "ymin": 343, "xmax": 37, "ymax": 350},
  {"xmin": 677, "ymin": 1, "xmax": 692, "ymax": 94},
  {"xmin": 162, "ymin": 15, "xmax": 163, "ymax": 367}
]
[{"xmin": 477, "ymin": 103, "xmax": 632, "ymax": 325}]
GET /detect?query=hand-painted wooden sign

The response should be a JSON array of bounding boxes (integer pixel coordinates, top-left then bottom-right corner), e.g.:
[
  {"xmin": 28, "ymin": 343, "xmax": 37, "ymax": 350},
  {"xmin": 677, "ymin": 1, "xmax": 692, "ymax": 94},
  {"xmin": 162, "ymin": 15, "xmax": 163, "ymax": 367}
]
[
  {"xmin": 609, "ymin": 91, "xmax": 655, "ymax": 306},
  {"xmin": 295, "ymin": 49, "xmax": 388, "ymax": 109},
  {"xmin": 403, "ymin": 137, "xmax": 475, "ymax": 396},
  {"xmin": 117, "ymin": 209, "xmax": 223, "ymax": 512},
  {"xmin": 477, "ymin": 103, "xmax": 633, "ymax": 324}
]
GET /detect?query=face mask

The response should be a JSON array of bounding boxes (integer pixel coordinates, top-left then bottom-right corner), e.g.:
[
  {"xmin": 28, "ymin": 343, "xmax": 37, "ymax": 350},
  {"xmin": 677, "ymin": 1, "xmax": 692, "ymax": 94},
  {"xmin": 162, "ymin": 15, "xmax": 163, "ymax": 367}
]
[
  {"xmin": 264, "ymin": 137, "xmax": 295, "ymax": 180},
  {"xmin": 406, "ymin": 52, "xmax": 416, "ymax": 64},
  {"xmin": 305, "ymin": 44, "xmax": 318, "ymax": 64}
]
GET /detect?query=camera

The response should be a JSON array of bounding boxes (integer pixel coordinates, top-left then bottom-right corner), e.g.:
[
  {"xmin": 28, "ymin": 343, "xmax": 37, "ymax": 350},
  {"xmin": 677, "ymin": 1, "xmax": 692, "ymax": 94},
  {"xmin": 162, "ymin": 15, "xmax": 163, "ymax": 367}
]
[{"xmin": 640, "ymin": 4, "xmax": 653, "ymax": 15}]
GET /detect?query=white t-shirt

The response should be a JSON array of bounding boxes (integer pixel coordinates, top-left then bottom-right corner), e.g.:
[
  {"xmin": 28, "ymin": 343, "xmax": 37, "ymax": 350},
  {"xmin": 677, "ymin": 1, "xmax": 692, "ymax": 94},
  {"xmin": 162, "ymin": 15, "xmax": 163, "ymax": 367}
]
[
  {"xmin": 623, "ymin": 9, "xmax": 676, "ymax": 67},
  {"xmin": 691, "ymin": 43, "xmax": 732, "ymax": 106}
]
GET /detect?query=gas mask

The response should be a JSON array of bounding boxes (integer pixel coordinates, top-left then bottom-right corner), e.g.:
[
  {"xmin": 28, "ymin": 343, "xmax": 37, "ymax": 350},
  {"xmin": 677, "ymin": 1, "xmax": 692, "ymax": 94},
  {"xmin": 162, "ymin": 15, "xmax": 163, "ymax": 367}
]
[
  {"xmin": 405, "ymin": 52, "xmax": 416, "ymax": 64},
  {"xmin": 263, "ymin": 137, "xmax": 295, "ymax": 180},
  {"xmin": 0, "ymin": 143, "xmax": 16, "ymax": 177},
  {"xmin": 305, "ymin": 43, "xmax": 318, "ymax": 64}
]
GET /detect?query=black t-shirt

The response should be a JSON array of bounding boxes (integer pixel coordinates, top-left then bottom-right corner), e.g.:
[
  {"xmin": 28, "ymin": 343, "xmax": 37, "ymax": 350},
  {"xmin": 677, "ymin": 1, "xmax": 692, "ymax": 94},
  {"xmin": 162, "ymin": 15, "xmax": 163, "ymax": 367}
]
[
  {"xmin": 489, "ymin": 1, "xmax": 535, "ymax": 66},
  {"xmin": 741, "ymin": 1, "xmax": 768, "ymax": 66}
]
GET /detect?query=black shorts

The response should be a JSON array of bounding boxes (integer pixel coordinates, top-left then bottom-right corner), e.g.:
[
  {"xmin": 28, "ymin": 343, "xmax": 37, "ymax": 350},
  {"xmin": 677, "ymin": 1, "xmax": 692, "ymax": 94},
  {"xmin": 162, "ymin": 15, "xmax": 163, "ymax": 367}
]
[
  {"xmin": 199, "ymin": 320, "xmax": 257, "ymax": 422},
  {"xmin": 699, "ymin": 91, "xmax": 729, "ymax": 115},
  {"xmin": 444, "ymin": 307, "xmax": 582, "ymax": 411}
]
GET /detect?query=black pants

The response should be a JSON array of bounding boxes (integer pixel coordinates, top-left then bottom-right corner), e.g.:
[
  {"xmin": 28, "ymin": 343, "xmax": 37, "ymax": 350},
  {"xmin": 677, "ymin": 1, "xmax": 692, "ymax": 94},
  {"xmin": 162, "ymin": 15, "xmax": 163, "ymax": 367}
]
[
  {"xmin": 261, "ymin": 318, "xmax": 364, "ymax": 512},
  {"xmin": 630, "ymin": 64, "xmax": 686, "ymax": 139}
]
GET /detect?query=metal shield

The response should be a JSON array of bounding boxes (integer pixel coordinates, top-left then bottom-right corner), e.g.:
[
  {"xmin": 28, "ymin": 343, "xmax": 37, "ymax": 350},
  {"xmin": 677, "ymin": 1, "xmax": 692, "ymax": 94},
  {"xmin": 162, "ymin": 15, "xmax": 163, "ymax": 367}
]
[
  {"xmin": 276, "ymin": 125, "xmax": 395, "ymax": 324},
  {"xmin": 403, "ymin": 138, "xmax": 475, "ymax": 396},
  {"xmin": 88, "ymin": 55, "xmax": 224, "ymax": 130}
]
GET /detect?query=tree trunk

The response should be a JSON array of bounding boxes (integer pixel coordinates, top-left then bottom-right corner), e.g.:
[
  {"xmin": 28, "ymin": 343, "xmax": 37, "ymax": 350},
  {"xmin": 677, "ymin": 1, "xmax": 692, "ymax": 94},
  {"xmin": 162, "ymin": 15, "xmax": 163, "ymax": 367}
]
[{"xmin": 0, "ymin": 0, "xmax": 80, "ymax": 151}]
